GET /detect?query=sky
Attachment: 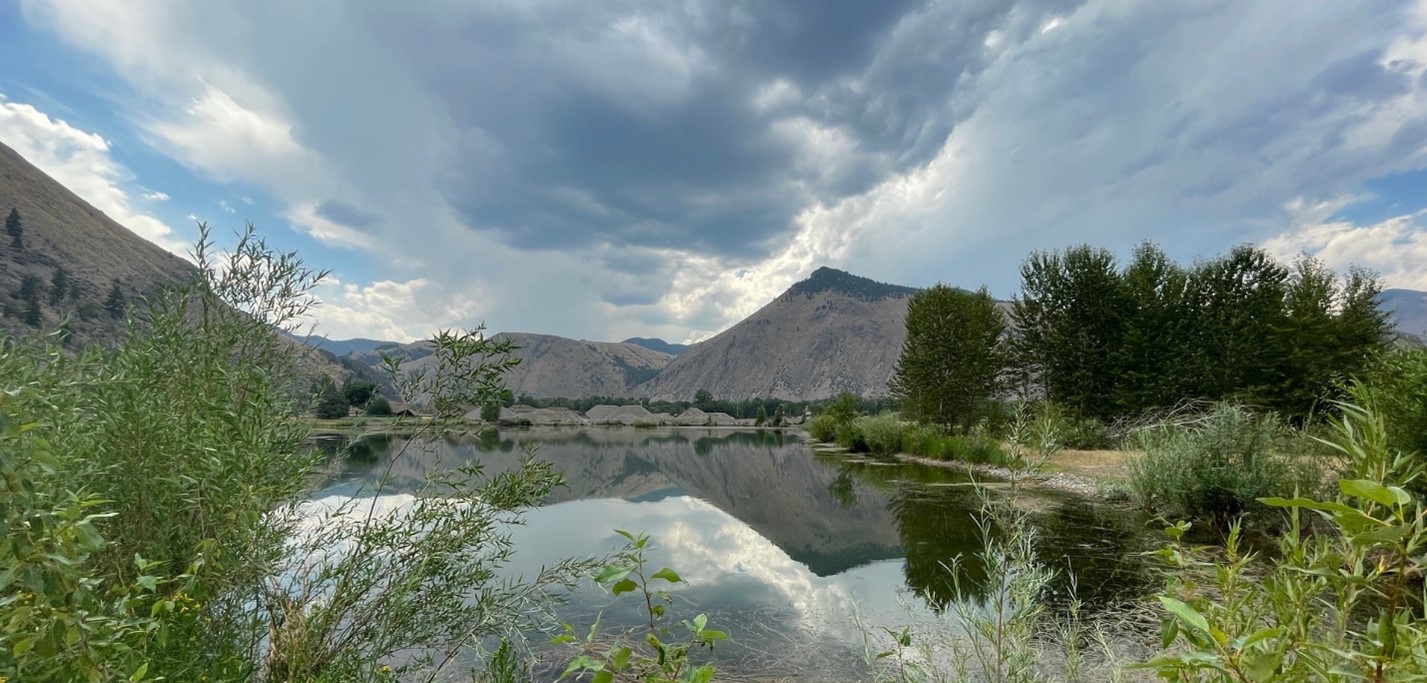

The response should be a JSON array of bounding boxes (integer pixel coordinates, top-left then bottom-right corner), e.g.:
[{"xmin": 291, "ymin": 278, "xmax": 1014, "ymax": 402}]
[{"xmin": 2, "ymin": 0, "xmax": 1426, "ymax": 344}]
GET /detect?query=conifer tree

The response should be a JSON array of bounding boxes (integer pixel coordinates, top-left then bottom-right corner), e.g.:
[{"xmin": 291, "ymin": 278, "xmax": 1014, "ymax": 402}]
[
  {"xmin": 18, "ymin": 275, "xmax": 42, "ymax": 327},
  {"xmin": 5, "ymin": 208, "xmax": 22, "ymax": 249},
  {"xmin": 104, "ymin": 282, "xmax": 126, "ymax": 318},
  {"xmin": 49, "ymin": 267, "xmax": 69, "ymax": 306}
]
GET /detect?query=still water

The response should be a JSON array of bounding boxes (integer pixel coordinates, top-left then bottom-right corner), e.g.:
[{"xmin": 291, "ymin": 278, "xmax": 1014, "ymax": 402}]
[{"xmin": 310, "ymin": 427, "xmax": 1154, "ymax": 680}]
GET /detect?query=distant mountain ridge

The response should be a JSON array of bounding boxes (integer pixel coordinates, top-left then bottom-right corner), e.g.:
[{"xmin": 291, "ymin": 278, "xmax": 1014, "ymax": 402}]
[
  {"xmin": 622, "ymin": 337, "xmax": 690, "ymax": 355},
  {"xmin": 311, "ymin": 270, "xmax": 1427, "ymax": 402},
  {"xmin": 1381, "ymin": 289, "xmax": 1427, "ymax": 339}
]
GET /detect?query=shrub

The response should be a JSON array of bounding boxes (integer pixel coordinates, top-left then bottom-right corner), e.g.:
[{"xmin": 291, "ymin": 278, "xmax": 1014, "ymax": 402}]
[
  {"xmin": 835, "ymin": 420, "xmax": 868, "ymax": 452},
  {"xmin": 364, "ymin": 395, "xmax": 393, "ymax": 416},
  {"xmin": 806, "ymin": 413, "xmax": 840, "ymax": 442},
  {"xmin": 1128, "ymin": 403, "xmax": 1316, "ymax": 524},
  {"xmin": 946, "ymin": 433, "xmax": 1009, "ymax": 465},
  {"xmin": 1149, "ymin": 392, "xmax": 1427, "ymax": 681},
  {"xmin": 1356, "ymin": 348, "xmax": 1427, "ymax": 489},
  {"xmin": 900, "ymin": 422, "xmax": 943, "ymax": 456},
  {"xmin": 853, "ymin": 413, "xmax": 904, "ymax": 456}
]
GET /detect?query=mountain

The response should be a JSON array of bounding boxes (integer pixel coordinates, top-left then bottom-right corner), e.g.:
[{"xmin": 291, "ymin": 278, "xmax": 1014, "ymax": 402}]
[
  {"xmin": 393, "ymin": 332, "xmax": 675, "ymax": 400},
  {"xmin": 287, "ymin": 334, "xmax": 400, "ymax": 356},
  {"xmin": 638, "ymin": 267, "xmax": 921, "ymax": 401},
  {"xmin": 0, "ymin": 141, "xmax": 361, "ymax": 396},
  {"xmin": 1381, "ymin": 288, "xmax": 1427, "ymax": 339},
  {"xmin": 0, "ymin": 140, "xmax": 196, "ymax": 346},
  {"xmin": 495, "ymin": 333, "xmax": 675, "ymax": 398},
  {"xmin": 622, "ymin": 337, "xmax": 690, "ymax": 355}
]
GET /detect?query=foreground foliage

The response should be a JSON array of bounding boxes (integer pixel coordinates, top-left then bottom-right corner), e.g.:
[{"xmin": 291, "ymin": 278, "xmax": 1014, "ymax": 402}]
[
  {"xmin": 0, "ymin": 227, "xmax": 593, "ymax": 682},
  {"xmin": 1149, "ymin": 388, "xmax": 1427, "ymax": 681}
]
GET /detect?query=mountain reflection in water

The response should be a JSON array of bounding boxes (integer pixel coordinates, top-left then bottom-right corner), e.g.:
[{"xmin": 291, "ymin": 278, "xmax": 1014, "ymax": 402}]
[{"xmin": 310, "ymin": 427, "xmax": 1153, "ymax": 680}]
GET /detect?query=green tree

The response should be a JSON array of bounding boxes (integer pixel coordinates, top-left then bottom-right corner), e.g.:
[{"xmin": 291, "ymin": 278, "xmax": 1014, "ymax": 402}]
[
  {"xmin": 772, "ymin": 403, "xmax": 785, "ymax": 427},
  {"xmin": 693, "ymin": 389, "xmax": 714, "ymax": 409},
  {"xmin": 1182, "ymin": 245, "xmax": 1290, "ymax": 403},
  {"xmin": 755, "ymin": 405, "xmax": 768, "ymax": 426},
  {"xmin": 312, "ymin": 376, "xmax": 348, "ymax": 419},
  {"xmin": 18, "ymin": 275, "xmax": 42, "ymax": 327},
  {"xmin": 5, "ymin": 207, "xmax": 22, "ymax": 249},
  {"xmin": 480, "ymin": 401, "xmax": 501, "ymax": 422},
  {"xmin": 363, "ymin": 394, "xmax": 393, "ymax": 416},
  {"xmin": 49, "ymin": 266, "xmax": 69, "ymax": 306},
  {"xmin": 1011, "ymin": 246, "xmax": 1129, "ymax": 419},
  {"xmin": 340, "ymin": 378, "xmax": 377, "ymax": 407},
  {"xmin": 104, "ymin": 281, "xmax": 126, "ymax": 318},
  {"xmin": 892, "ymin": 284, "xmax": 1008, "ymax": 428},
  {"xmin": 1115, "ymin": 243, "xmax": 1191, "ymax": 412}
]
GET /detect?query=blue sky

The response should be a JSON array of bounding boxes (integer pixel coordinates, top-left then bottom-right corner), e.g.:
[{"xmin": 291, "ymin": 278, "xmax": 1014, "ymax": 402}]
[{"xmin": 3, "ymin": 1, "xmax": 1426, "ymax": 342}]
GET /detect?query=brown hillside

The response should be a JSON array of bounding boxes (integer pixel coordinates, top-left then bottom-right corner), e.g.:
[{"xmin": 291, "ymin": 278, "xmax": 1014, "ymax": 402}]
[
  {"xmin": 639, "ymin": 267, "xmax": 917, "ymax": 401},
  {"xmin": 0, "ymin": 140, "xmax": 195, "ymax": 346}
]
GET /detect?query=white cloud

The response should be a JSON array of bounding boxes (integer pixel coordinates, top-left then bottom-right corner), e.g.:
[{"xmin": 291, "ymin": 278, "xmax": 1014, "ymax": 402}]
[
  {"xmin": 307, "ymin": 277, "xmax": 486, "ymax": 342},
  {"xmin": 0, "ymin": 94, "xmax": 190, "ymax": 255},
  {"xmin": 141, "ymin": 189, "xmax": 169, "ymax": 201},
  {"xmin": 17, "ymin": 0, "xmax": 1427, "ymax": 344},
  {"xmin": 1263, "ymin": 202, "xmax": 1427, "ymax": 289},
  {"xmin": 148, "ymin": 83, "xmax": 324, "ymax": 186}
]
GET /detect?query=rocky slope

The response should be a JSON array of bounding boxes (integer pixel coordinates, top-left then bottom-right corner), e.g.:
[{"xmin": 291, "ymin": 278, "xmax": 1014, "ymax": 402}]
[
  {"xmin": 393, "ymin": 332, "xmax": 675, "ymax": 399},
  {"xmin": 638, "ymin": 267, "xmax": 920, "ymax": 401},
  {"xmin": 495, "ymin": 333, "xmax": 674, "ymax": 398}
]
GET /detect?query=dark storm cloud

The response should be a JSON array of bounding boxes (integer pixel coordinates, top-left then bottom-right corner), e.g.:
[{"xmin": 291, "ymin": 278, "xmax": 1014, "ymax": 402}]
[
  {"xmin": 314, "ymin": 199, "xmax": 381, "ymax": 229},
  {"xmin": 382, "ymin": 0, "xmax": 1074, "ymax": 260}
]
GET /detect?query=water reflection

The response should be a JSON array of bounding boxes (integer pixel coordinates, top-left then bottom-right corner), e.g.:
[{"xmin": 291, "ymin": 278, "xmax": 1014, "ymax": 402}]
[{"xmin": 309, "ymin": 427, "xmax": 1153, "ymax": 679}]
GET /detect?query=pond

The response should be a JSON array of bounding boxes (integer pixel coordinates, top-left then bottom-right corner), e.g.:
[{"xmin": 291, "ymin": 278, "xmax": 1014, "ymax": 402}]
[{"xmin": 309, "ymin": 427, "xmax": 1156, "ymax": 681}]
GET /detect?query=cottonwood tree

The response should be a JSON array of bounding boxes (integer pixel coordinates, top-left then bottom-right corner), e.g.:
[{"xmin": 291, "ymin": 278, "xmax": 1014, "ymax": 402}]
[
  {"xmin": 1011, "ymin": 246, "xmax": 1129, "ymax": 419},
  {"xmin": 890, "ymin": 284, "xmax": 1008, "ymax": 428}
]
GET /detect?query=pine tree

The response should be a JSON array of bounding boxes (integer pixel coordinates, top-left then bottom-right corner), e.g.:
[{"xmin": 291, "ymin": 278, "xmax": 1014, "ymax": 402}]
[
  {"xmin": 772, "ymin": 404, "xmax": 785, "ymax": 427},
  {"xmin": 5, "ymin": 208, "xmax": 22, "ymax": 249},
  {"xmin": 18, "ymin": 275, "xmax": 42, "ymax": 327},
  {"xmin": 49, "ymin": 267, "xmax": 68, "ymax": 306},
  {"xmin": 104, "ymin": 282, "xmax": 126, "ymax": 318}
]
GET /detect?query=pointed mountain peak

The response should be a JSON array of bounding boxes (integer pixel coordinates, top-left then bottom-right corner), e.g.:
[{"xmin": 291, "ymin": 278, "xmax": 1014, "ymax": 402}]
[{"xmin": 783, "ymin": 266, "xmax": 919, "ymax": 302}]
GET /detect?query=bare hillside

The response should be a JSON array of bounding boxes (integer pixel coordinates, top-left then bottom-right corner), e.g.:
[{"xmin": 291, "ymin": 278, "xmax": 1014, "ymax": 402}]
[
  {"xmin": 640, "ymin": 267, "xmax": 917, "ymax": 401},
  {"xmin": 496, "ymin": 333, "xmax": 674, "ymax": 398}
]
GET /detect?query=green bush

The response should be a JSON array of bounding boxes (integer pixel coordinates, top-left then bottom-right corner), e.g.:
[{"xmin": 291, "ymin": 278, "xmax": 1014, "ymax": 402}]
[
  {"xmin": 852, "ymin": 413, "xmax": 904, "ymax": 456},
  {"xmin": 364, "ymin": 394, "xmax": 393, "ymax": 416},
  {"xmin": 806, "ymin": 413, "xmax": 840, "ymax": 442},
  {"xmin": 1357, "ymin": 349, "xmax": 1427, "ymax": 486},
  {"xmin": 834, "ymin": 420, "xmax": 868, "ymax": 452},
  {"xmin": 900, "ymin": 422, "xmax": 943, "ymax": 456},
  {"xmin": 1128, "ymin": 403, "xmax": 1318, "ymax": 524},
  {"xmin": 946, "ymin": 433, "xmax": 1009, "ymax": 465}
]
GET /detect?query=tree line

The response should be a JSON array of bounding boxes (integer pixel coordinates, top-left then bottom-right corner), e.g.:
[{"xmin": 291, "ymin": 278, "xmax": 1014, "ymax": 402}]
[{"xmin": 892, "ymin": 243, "xmax": 1392, "ymax": 427}]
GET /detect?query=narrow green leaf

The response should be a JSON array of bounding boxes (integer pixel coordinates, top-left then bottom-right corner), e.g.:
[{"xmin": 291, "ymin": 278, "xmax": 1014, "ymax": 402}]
[{"xmin": 1159, "ymin": 596, "xmax": 1210, "ymax": 635}]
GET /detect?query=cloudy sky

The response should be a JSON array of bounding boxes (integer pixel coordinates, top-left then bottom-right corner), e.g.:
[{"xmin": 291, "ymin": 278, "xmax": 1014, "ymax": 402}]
[{"xmin": 3, "ymin": 1, "xmax": 1426, "ymax": 343}]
